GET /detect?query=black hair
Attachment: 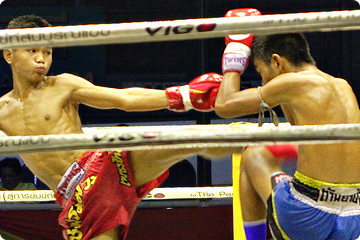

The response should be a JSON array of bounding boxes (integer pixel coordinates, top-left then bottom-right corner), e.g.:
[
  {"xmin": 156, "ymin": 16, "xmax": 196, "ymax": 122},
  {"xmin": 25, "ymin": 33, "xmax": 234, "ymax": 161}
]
[
  {"xmin": 7, "ymin": 14, "xmax": 51, "ymax": 29},
  {"xmin": 0, "ymin": 158, "xmax": 23, "ymax": 175},
  {"xmin": 252, "ymin": 33, "xmax": 316, "ymax": 67}
]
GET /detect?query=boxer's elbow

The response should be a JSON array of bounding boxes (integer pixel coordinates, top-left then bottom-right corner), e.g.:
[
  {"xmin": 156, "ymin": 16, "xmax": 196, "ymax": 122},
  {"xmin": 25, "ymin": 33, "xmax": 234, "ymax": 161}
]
[
  {"xmin": 215, "ymin": 109, "xmax": 233, "ymax": 119},
  {"xmin": 215, "ymin": 101, "xmax": 237, "ymax": 118}
]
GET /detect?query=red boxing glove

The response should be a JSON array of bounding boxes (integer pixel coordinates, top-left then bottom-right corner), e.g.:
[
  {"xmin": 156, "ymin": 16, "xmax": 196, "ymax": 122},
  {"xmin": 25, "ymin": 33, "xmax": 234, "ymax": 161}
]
[
  {"xmin": 222, "ymin": 8, "xmax": 261, "ymax": 74},
  {"xmin": 165, "ymin": 73, "xmax": 223, "ymax": 112},
  {"xmin": 224, "ymin": 8, "xmax": 262, "ymax": 47}
]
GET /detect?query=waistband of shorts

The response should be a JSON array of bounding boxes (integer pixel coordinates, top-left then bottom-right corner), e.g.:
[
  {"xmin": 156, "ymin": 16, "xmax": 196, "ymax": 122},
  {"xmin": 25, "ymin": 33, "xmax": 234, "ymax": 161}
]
[
  {"xmin": 294, "ymin": 171, "xmax": 360, "ymax": 189},
  {"xmin": 76, "ymin": 151, "xmax": 94, "ymax": 166},
  {"xmin": 293, "ymin": 171, "xmax": 360, "ymax": 201}
]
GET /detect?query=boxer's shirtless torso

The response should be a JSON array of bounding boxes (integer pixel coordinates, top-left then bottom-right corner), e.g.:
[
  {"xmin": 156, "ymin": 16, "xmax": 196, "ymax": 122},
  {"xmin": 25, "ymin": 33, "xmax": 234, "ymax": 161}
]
[
  {"xmin": 0, "ymin": 74, "xmax": 84, "ymax": 189},
  {"xmin": 256, "ymin": 66, "xmax": 360, "ymax": 183}
]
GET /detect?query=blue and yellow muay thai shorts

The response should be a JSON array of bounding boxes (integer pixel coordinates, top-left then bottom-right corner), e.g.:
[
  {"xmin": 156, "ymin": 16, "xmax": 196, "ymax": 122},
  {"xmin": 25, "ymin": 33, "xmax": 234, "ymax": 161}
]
[{"xmin": 268, "ymin": 171, "xmax": 360, "ymax": 240}]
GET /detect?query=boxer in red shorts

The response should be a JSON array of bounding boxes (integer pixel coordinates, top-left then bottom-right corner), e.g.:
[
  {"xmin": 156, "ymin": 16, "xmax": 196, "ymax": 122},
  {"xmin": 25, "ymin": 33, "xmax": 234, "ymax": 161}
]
[{"xmin": 1, "ymin": 15, "xmax": 243, "ymax": 240}]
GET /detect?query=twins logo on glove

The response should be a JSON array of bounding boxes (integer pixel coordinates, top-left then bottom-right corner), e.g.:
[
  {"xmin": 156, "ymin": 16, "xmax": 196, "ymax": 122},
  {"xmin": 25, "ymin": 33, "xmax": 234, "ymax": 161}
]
[{"xmin": 222, "ymin": 8, "xmax": 261, "ymax": 74}]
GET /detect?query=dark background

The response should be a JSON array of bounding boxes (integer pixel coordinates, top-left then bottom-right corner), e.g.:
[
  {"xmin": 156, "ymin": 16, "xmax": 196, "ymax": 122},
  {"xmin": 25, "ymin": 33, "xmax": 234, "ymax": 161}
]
[{"xmin": 0, "ymin": 0, "xmax": 359, "ymax": 125}]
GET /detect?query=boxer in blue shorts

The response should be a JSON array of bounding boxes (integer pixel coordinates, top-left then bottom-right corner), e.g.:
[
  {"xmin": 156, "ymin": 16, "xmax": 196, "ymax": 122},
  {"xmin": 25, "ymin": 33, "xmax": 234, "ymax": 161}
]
[{"xmin": 215, "ymin": 11, "xmax": 360, "ymax": 239}]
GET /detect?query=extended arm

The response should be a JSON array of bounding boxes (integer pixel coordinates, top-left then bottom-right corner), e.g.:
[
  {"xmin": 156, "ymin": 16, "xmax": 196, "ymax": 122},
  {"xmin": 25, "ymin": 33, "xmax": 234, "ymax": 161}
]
[
  {"xmin": 63, "ymin": 73, "xmax": 222, "ymax": 112},
  {"xmin": 74, "ymin": 83, "xmax": 169, "ymax": 112}
]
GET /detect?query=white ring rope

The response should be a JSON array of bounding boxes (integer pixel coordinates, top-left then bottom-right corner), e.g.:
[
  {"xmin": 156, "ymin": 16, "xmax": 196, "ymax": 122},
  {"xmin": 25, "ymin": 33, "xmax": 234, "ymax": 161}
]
[
  {"xmin": 1, "ymin": 10, "xmax": 360, "ymax": 49},
  {"xmin": 0, "ymin": 187, "xmax": 233, "ymax": 202},
  {"xmin": 0, "ymin": 123, "xmax": 358, "ymax": 154},
  {"xmin": 0, "ymin": 124, "xmax": 239, "ymax": 137}
]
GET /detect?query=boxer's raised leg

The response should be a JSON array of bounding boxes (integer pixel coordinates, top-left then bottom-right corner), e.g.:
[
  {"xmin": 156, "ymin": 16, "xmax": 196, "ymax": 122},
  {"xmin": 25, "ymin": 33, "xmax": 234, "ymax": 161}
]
[
  {"xmin": 240, "ymin": 146, "xmax": 284, "ymax": 240},
  {"xmin": 129, "ymin": 146, "xmax": 242, "ymax": 188}
]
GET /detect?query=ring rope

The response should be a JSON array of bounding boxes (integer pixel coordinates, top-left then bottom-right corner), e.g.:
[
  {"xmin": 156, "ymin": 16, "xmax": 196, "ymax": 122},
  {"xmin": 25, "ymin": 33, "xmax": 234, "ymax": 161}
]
[
  {"xmin": 0, "ymin": 123, "xmax": 358, "ymax": 154},
  {"xmin": 0, "ymin": 123, "xmax": 281, "ymax": 137},
  {"xmin": 0, "ymin": 187, "xmax": 233, "ymax": 202},
  {"xmin": 0, "ymin": 10, "xmax": 360, "ymax": 49}
]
